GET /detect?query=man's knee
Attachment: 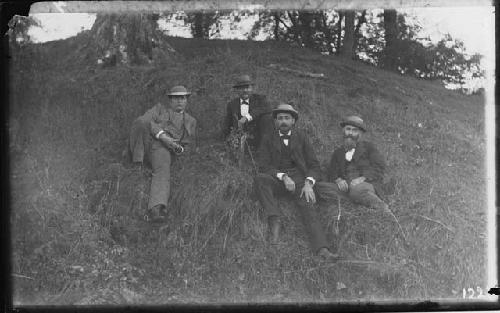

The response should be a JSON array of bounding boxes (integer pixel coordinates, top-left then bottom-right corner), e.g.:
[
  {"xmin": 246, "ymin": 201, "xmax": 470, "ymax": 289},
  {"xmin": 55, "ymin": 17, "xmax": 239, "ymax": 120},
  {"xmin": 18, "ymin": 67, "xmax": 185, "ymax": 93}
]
[
  {"xmin": 349, "ymin": 182, "xmax": 387, "ymax": 209},
  {"xmin": 349, "ymin": 181, "xmax": 375, "ymax": 196}
]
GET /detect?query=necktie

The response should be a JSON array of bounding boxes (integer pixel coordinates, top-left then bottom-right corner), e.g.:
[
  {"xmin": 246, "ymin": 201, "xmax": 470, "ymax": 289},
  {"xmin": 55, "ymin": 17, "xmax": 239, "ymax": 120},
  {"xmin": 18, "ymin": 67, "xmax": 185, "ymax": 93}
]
[{"xmin": 280, "ymin": 133, "xmax": 290, "ymax": 146}]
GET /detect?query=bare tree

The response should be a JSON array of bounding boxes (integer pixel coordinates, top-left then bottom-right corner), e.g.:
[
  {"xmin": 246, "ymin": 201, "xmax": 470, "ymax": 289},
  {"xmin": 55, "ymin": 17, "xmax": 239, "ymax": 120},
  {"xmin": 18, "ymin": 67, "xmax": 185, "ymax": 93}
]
[
  {"xmin": 383, "ymin": 9, "xmax": 398, "ymax": 70},
  {"xmin": 339, "ymin": 10, "xmax": 355, "ymax": 59}
]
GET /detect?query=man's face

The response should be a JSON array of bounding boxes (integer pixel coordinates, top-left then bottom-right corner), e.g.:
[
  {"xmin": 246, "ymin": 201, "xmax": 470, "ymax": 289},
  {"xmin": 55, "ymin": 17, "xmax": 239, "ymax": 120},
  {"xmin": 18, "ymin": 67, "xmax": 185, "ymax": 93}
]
[
  {"xmin": 235, "ymin": 85, "xmax": 253, "ymax": 100},
  {"xmin": 169, "ymin": 95, "xmax": 188, "ymax": 112},
  {"xmin": 343, "ymin": 125, "xmax": 363, "ymax": 148},
  {"xmin": 275, "ymin": 113, "xmax": 295, "ymax": 133}
]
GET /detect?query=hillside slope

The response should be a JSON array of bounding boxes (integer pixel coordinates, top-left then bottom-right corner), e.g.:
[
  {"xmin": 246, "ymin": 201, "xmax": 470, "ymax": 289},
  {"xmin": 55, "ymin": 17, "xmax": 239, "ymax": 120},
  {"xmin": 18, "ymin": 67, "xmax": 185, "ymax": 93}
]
[{"xmin": 9, "ymin": 35, "xmax": 487, "ymax": 304}]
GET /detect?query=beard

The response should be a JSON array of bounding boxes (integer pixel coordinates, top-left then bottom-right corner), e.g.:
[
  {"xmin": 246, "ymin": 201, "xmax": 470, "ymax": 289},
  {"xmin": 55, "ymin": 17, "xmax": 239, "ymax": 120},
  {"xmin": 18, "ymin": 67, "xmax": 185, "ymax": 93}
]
[
  {"xmin": 279, "ymin": 123, "xmax": 291, "ymax": 132},
  {"xmin": 343, "ymin": 136, "xmax": 358, "ymax": 149}
]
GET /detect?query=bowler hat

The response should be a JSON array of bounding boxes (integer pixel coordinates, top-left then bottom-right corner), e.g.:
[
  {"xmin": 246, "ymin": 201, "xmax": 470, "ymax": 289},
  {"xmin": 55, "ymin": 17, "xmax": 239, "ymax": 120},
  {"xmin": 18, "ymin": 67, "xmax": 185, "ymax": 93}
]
[
  {"xmin": 233, "ymin": 75, "xmax": 254, "ymax": 88},
  {"xmin": 272, "ymin": 103, "xmax": 299, "ymax": 120},
  {"xmin": 340, "ymin": 115, "xmax": 366, "ymax": 132},
  {"xmin": 168, "ymin": 85, "xmax": 191, "ymax": 96}
]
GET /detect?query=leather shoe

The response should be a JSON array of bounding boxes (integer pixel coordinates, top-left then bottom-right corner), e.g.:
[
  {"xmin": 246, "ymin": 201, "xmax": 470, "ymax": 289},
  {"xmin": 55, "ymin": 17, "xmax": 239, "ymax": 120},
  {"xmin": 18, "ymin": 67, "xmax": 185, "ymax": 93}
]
[
  {"xmin": 318, "ymin": 247, "xmax": 340, "ymax": 261},
  {"xmin": 268, "ymin": 216, "xmax": 280, "ymax": 244},
  {"xmin": 145, "ymin": 204, "xmax": 167, "ymax": 223}
]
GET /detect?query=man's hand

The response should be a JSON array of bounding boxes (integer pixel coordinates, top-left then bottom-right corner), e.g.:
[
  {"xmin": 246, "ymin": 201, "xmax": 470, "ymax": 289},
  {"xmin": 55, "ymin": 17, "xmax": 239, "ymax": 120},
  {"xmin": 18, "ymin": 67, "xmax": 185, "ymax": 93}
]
[
  {"xmin": 237, "ymin": 116, "xmax": 248, "ymax": 128},
  {"xmin": 335, "ymin": 178, "xmax": 349, "ymax": 192},
  {"xmin": 159, "ymin": 134, "xmax": 183, "ymax": 153},
  {"xmin": 350, "ymin": 176, "xmax": 366, "ymax": 187},
  {"xmin": 300, "ymin": 181, "xmax": 316, "ymax": 203},
  {"xmin": 283, "ymin": 175, "xmax": 296, "ymax": 192}
]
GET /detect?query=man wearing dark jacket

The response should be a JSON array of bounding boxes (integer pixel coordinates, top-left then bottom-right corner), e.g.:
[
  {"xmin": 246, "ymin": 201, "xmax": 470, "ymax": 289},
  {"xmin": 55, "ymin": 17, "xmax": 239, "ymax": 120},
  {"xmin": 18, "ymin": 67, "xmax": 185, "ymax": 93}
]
[
  {"xmin": 222, "ymin": 74, "xmax": 272, "ymax": 149},
  {"xmin": 326, "ymin": 115, "xmax": 388, "ymax": 211},
  {"xmin": 254, "ymin": 103, "xmax": 339, "ymax": 260}
]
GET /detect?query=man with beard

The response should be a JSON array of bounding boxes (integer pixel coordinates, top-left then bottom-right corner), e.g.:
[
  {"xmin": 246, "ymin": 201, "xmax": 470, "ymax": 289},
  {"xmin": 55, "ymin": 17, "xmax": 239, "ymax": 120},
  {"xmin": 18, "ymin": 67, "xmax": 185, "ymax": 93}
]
[
  {"xmin": 222, "ymin": 74, "xmax": 272, "ymax": 150},
  {"xmin": 326, "ymin": 115, "xmax": 388, "ymax": 211},
  {"xmin": 254, "ymin": 103, "xmax": 340, "ymax": 260},
  {"xmin": 129, "ymin": 85, "xmax": 197, "ymax": 222}
]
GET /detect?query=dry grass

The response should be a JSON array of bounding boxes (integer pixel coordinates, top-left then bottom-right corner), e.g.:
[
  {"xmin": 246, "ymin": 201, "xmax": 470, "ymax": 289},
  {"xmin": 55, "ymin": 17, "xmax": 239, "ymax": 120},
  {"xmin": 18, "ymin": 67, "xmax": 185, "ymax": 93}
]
[{"xmin": 9, "ymin": 36, "xmax": 486, "ymax": 304}]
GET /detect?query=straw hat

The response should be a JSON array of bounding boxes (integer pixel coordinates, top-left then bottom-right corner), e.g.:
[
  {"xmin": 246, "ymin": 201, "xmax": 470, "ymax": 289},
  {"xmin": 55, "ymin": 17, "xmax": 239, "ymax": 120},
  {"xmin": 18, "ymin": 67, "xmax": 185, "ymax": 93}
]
[
  {"xmin": 272, "ymin": 103, "xmax": 299, "ymax": 120},
  {"xmin": 168, "ymin": 85, "xmax": 191, "ymax": 96}
]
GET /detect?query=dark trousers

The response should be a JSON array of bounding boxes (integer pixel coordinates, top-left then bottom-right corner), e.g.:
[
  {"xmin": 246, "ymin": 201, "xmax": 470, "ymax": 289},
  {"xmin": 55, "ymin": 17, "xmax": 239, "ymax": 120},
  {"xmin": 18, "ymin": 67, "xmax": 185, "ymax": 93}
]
[{"xmin": 254, "ymin": 170, "xmax": 340, "ymax": 253}]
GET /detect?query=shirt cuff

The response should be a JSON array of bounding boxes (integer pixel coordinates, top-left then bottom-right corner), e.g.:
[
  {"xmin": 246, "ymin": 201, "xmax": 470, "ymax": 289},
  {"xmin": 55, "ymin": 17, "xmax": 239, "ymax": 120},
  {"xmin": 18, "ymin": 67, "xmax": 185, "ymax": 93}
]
[
  {"xmin": 277, "ymin": 173, "xmax": 286, "ymax": 180},
  {"xmin": 305, "ymin": 177, "xmax": 315, "ymax": 186},
  {"xmin": 244, "ymin": 114, "xmax": 253, "ymax": 122},
  {"xmin": 155, "ymin": 130, "xmax": 165, "ymax": 139}
]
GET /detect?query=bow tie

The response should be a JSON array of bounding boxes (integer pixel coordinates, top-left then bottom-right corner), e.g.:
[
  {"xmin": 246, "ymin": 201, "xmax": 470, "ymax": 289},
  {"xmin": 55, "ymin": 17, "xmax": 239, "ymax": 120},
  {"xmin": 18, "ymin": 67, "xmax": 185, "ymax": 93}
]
[
  {"xmin": 241, "ymin": 100, "xmax": 249, "ymax": 105},
  {"xmin": 280, "ymin": 134, "xmax": 291, "ymax": 140}
]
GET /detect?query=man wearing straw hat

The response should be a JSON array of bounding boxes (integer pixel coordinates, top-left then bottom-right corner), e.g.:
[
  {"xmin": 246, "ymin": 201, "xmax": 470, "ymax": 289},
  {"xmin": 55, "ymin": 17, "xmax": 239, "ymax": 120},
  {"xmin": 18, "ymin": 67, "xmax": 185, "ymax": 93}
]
[
  {"xmin": 326, "ymin": 115, "xmax": 388, "ymax": 211},
  {"xmin": 222, "ymin": 74, "xmax": 272, "ymax": 150},
  {"xmin": 129, "ymin": 85, "xmax": 197, "ymax": 222},
  {"xmin": 254, "ymin": 103, "xmax": 340, "ymax": 260}
]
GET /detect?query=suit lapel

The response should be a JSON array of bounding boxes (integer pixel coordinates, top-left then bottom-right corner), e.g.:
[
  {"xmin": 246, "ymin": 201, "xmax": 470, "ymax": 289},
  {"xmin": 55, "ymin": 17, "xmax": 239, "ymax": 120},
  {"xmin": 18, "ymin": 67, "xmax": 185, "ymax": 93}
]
[
  {"xmin": 352, "ymin": 141, "xmax": 365, "ymax": 162},
  {"xmin": 272, "ymin": 131, "xmax": 282, "ymax": 155},
  {"xmin": 247, "ymin": 95, "xmax": 254, "ymax": 116},
  {"xmin": 289, "ymin": 131, "xmax": 301, "ymax": 163},
  {"xmin": 233, "ymin": 98, "xmax": 241, "ymax": 118}
]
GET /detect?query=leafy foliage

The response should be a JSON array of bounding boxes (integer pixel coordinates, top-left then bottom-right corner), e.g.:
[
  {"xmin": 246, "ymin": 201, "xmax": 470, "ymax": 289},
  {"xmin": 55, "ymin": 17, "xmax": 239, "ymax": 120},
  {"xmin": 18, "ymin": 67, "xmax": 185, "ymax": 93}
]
[
  {"xmin": 356, "ymin": 12, "xmax": 484, "ymax": 89},
  {"xmin": 247, "ymin": 9, "xmax": 483, "ymax": 92},
  {"xmin": 7, "ymin": 15, "xmax": 41, "ymax": 48},
  {"xmin": 185, "ymin": 12, "xmax": 220, "ymax": 38},
  {"xmin": 90, "ymin": 13, "xmax": 161, "ymax": 65}
]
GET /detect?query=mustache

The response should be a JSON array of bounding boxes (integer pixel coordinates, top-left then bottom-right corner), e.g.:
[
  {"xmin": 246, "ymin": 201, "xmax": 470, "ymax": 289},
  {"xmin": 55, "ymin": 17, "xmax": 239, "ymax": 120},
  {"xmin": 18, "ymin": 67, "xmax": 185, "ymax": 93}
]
[{"xmin": 344, "ymin": 135, "xmax": 357, "ymax": 139}]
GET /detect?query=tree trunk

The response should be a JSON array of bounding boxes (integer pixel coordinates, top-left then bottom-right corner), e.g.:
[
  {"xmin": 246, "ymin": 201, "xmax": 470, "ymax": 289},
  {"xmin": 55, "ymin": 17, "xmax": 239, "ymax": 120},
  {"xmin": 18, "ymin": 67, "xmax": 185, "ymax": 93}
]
[
  {"xmin": 384, "ymin": 9, "xmax": 398, "ymax": 70},
  {"xmin": 335, "ymin": 10, "xmax": 344, "ymax": 54},
  {"xmin": 191, "ymin": 13, "xmax": 205, "ymax": 38},
  {"xmin": 189, "ymin": 12, "xmax": 217, "ymax": 38},
  {"xmin": 298, "ymin": 12, "xmax": 315, "ymax": 48},
  {"xmin": 339, "ymin": 10, "xmax": 355, "ymax": 59},
  {"xmin": 90, "ymin": 13, "xmax": 161, "ymax": 66},
  {"xmin": 273, "ymin": 12, "xmax": 280, "ymax": 40}
]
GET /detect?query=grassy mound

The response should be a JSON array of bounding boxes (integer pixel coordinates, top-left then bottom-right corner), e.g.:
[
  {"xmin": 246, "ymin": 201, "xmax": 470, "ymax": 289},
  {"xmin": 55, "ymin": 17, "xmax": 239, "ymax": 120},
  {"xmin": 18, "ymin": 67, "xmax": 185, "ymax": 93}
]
[{"xmin": 9, "ymin": 35, "xmax": 486, "ymax": 304}]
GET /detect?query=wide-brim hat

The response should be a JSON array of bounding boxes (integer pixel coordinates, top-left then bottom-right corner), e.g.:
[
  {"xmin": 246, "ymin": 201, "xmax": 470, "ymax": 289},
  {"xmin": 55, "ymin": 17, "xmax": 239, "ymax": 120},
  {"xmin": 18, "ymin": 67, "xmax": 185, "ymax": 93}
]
[
  {"xmin": 340, "ymin": 115, "xmax": 366, "ymax": 132},
  {"xmin": 272, "ymin": 103, "xmax": 299, "ymax": 120},
  {"xmin": 168, "ymin": 85, "xmax": 191, "ymax": 96},
  {"xmin": 233, "ymin": 75, "xmax": 254, "ymax": 88}
]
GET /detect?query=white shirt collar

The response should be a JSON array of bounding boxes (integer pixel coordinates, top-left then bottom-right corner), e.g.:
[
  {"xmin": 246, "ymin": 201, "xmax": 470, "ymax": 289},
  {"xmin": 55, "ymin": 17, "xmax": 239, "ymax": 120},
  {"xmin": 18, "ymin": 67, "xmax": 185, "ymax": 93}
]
[
  {"xmin": 240, "ymin": 98, "xmax": 249, "ymax": 104},
  {"xmin": 279, "ymin": 130, "xmax": 291, "ymax": 136},
  {"xmin": 345, "ymin": 148, "xmax": 355, "ymax": 161}
]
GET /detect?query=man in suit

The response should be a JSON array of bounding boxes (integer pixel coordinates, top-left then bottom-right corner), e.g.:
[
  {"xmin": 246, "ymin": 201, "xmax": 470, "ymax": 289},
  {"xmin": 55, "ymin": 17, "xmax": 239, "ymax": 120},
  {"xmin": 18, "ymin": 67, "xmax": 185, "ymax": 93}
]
[
  {"xmin": 326, "ymin": 115, "xmax": 388, "ymax": 211},
  {"xmin": 223, "ymin": 74, "xmax": 273, "ymax": 150},
  {"xmin": 254, "ymin": 103, "xmax": 340, "ymax": 260},
  {"xmin": 129, "ymin": 85, "xmax": 197, "ymax": 222}
]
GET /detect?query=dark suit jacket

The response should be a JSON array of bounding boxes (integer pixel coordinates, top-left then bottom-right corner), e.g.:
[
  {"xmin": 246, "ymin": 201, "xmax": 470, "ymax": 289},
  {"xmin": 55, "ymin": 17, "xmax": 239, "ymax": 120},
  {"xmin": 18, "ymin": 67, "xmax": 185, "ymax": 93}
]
[
  {"xmin": 223, "ymin": 94, "xmax": 272, "ymax": 147},
  {"xmin": 327, "ymin": 141, "xmax": 386, "ymax": 195},
  {"xmin": 257, "ymin": 129, "xmax": 321, "ymax": 180}
]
